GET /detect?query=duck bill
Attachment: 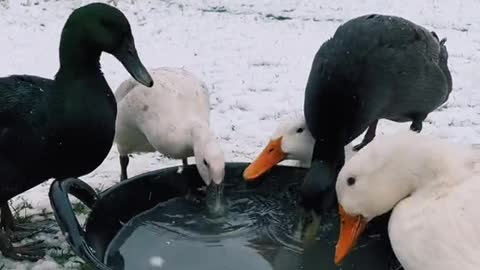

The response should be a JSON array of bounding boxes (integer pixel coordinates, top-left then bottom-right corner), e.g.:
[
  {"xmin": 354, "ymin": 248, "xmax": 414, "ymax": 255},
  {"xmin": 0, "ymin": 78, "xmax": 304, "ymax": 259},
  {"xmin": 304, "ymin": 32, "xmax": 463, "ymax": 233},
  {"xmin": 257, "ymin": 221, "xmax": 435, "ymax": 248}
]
[
  {"xmin": 335, "ymin": 205, "xmax": 367, "ymax": 265},
  {"xmin": 114, "ymin": 39, "xmax": 154, "ymax": 87},
  {"xmin": 243, "ymin": 137, "xmax": 287, "ymax": 182}
]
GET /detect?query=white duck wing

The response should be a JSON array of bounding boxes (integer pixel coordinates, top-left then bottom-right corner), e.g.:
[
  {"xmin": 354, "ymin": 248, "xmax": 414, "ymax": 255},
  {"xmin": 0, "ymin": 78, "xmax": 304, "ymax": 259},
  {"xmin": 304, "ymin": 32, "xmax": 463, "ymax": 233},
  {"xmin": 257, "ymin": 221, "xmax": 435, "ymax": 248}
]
[{"xmin": 439, "ymin": 176, "xmax": 480, "ymax": 267}]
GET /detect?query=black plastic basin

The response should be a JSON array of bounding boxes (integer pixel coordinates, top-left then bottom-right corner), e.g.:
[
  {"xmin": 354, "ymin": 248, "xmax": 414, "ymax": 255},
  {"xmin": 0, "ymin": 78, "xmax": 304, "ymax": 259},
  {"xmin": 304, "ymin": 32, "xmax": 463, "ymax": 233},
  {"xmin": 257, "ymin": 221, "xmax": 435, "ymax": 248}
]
[{"xmin": 49, "ymin": 162, "xmax": 402, "ymax": 270}]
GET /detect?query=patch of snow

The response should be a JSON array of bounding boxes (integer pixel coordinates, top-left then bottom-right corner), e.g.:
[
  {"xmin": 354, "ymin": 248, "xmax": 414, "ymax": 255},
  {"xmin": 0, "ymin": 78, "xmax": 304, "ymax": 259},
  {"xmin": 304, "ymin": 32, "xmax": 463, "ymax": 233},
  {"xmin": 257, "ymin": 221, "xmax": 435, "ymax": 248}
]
[
  {"xmin": 149, "ymin": 256, "xmax": 165, "ymax": 268},
  {"xmin": 30, "ymin": 260, "xmax": 61, "ymax": 270}
]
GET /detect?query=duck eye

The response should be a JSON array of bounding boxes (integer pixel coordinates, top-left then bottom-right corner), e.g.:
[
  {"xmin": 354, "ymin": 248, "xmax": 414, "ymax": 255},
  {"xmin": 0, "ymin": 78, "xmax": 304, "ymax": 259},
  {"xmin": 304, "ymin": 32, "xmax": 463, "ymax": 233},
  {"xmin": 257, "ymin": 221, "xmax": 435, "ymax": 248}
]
[
  {"xmin": 296, "ymin": 128, "xmax": 304, "ymax": 133},
  {"xmin": 203, "ymin": 159, "xmax": 209, "ymax": 168},
  {"xmin": 347, "ymin": 177, "xmax": 356, "ymax": 186}
]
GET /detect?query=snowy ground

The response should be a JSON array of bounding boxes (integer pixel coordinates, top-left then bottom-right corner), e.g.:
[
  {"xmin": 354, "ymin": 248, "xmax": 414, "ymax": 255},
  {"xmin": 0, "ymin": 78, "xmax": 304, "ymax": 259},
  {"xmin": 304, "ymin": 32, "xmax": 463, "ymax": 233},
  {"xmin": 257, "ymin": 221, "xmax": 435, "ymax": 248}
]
[{"xmin": 0, "ymin": 0, "xmax": 479, "ymax": 268}]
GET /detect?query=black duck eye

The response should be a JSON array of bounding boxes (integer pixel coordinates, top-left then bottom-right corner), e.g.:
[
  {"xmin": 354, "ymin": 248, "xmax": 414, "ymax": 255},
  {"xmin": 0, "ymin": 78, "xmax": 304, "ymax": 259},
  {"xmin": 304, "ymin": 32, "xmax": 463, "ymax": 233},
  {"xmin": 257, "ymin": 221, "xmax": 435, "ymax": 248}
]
[
  {"xmin": 296, "ymin": 128, "xmax": 304, "ymax": 133},
  {"xmin": 347, "ymin": 177, "xmax": 356, "ymax": 186},
  {"xmin": 203, "ymin": 159, "xmax": 209, "ymax": 168}
]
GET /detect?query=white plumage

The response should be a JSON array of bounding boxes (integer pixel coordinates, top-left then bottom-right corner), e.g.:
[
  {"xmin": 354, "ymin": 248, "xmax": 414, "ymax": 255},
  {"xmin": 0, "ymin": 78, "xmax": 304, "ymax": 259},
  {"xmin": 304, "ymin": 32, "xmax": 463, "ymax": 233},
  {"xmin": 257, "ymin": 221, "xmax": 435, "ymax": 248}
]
[
  {"xmin": 336, "ymin": 131, "xmax": 480, "ymax": 270},
  {"xmin": 114, "ymin": 67, "xmax": 225, "ymax": 186},
  {"xmin": 243, "ymin": 116, "xmax": 354, "ymax": 181}
]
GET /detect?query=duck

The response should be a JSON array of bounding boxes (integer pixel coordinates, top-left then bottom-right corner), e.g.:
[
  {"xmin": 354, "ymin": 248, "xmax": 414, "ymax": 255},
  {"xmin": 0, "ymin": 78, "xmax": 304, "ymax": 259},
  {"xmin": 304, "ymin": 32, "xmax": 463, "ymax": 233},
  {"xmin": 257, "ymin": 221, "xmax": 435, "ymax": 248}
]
[
  {"xmin": 302, "ymin": 14, "xmax": 452, "ymax": 212},
  {"xmin": 334, "ymin": 131, "xmax": 480, "ymax": 270},
  {"xmin": 0, "ymin": 3, "xmax": 153, "ymax": 261},
  {"xmin": 242, "ymin": 116, "xmax": 354, "ymax": 181},
  {"xmin": 114, "ymin": 67, "xmax": 225, "ymax": 192}
]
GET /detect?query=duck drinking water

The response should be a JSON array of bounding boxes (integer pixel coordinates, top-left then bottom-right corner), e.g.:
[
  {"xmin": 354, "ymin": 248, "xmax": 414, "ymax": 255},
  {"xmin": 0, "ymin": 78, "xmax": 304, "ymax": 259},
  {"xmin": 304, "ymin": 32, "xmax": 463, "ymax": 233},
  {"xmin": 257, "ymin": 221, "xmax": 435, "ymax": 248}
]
[
  {"xmin": 301, "ymin": 14, "xmax": 452, "ymax": 213},
  {"xmin": 334, "ymin": 131, "xmax": 480, "ymax": 270}
]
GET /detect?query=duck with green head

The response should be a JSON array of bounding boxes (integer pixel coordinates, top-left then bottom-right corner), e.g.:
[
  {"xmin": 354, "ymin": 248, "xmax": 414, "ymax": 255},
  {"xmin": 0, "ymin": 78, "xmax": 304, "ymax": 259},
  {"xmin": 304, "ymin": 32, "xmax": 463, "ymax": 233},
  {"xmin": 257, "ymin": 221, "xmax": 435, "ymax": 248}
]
[{"xmin": 0, "ymin": 2, "xmax": 152, "ymax": 261}]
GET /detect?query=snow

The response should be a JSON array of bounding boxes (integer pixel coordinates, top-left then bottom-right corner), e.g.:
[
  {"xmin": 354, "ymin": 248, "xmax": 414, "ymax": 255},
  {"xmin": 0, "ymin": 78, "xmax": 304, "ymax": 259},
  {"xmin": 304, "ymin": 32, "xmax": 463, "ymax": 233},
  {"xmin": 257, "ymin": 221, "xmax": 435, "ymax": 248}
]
[
  {"xmin": 30, "ymin": 260, "xmax": 61, "ymax": 270},
  {"xmin": 149, "ymin": 256, "xmax": 165, "ymax": 268},
  {"xmin": 0, "ymin": 0, "xmax": 479, "ymax": 268}
]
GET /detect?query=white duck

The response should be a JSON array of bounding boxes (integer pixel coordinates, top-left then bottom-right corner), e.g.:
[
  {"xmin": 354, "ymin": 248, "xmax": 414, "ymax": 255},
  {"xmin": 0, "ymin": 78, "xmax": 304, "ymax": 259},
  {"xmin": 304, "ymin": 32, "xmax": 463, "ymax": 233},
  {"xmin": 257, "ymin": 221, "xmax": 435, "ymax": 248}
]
[
  {"xmin": 334, "ymin": 131, "xmax": 480, "ymax": 270},
  {"xmin": 243, "ymin": 116, "xmax": 354, "ymax": 181},
  {"xmin": 114, "ymin": 67, "xmax": 225, "ymax": 189}
]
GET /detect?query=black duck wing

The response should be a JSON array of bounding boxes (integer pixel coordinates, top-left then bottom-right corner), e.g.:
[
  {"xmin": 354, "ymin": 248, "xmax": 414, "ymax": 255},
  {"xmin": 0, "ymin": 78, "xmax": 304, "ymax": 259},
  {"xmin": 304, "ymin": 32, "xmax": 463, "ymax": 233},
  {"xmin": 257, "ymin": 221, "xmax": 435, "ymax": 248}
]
[
  {"xmin": 304, "ymin": 14, "xmax": 451, "ymax": 145},
  {"xmin": 344, "ymin": 15, "xmax": 451, "ymax": 114},
  {"xmin": 0, "ymin": 75, "xmax": 53, "ymax": 160},
  {"xmin": 0, "ymin": 75, "xmax": 54, "ymax": 200}
]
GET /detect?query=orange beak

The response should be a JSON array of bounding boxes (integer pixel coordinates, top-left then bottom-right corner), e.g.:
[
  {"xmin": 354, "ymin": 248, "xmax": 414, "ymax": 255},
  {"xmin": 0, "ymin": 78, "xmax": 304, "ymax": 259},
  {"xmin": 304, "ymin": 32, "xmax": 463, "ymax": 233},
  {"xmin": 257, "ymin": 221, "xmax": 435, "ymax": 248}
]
[
  {"xmin": 334, "ymin": 205, "xmax": 367, "ymax": 265},
  {"xmin": 243, "ymin": 137, "xmax": 287, "ymax": 182}
]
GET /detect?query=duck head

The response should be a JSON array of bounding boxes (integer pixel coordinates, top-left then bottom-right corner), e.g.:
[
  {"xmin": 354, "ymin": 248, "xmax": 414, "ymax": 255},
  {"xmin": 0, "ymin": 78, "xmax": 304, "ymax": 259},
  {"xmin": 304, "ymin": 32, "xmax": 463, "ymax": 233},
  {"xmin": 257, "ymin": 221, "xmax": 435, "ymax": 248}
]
[
  {"xmin": 61, "ymin": 3, "xmax": 153, "ymax": 87},
  {"xmin": 243, "ymin": 117, "xmax": 315, "ymax": 181},
  {"xmin": 333, "ymin": 131, "xmax": 471, "ymax": 264},
  {"xmin": 333, "ymin": 138, "xmax": 409, "ymax": 264},
  {"xmin": 194, "ymin": 132, "xmax": 226, "ymax": 216},
  {"xmin": 193, "ymin": 127, "xmax": 226, "ymax": 190}
]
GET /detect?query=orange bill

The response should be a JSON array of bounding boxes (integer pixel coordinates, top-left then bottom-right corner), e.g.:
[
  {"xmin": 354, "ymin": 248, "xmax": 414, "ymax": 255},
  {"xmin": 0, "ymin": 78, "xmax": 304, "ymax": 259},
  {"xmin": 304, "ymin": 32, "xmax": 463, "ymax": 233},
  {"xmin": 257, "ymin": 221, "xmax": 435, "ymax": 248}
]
[
  {"xmin": 243, "ymin": 137, "xmax": 286, "ymax": 182},
  {"xmin": 334, "ymin": 204, "xmax": 368, "ymax": 265}
]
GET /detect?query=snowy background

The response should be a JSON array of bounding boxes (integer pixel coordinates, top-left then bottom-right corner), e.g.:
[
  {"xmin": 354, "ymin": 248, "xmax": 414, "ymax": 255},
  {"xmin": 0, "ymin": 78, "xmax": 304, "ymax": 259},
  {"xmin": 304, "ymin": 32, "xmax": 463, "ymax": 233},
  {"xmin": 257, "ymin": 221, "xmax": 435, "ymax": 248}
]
[{"xmin": 0, "ymin": 0, "xmax": 479, "ymax": 268}]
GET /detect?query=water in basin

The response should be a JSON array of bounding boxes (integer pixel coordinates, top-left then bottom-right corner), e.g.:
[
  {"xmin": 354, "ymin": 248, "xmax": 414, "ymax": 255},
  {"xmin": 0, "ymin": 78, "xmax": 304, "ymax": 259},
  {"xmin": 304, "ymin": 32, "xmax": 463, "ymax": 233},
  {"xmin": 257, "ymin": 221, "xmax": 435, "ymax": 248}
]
[{"xmin": 105, "ymin": 181, "xmax": 400, "ymax": 270}]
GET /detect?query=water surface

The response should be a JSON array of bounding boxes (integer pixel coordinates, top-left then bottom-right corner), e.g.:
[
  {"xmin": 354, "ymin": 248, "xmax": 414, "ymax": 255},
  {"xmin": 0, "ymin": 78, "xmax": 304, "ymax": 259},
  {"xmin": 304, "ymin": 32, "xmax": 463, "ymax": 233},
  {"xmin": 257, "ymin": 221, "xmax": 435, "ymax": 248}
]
[{"xmin": 105, "ymin": 181, "xmax": 400, "ymax": 270}]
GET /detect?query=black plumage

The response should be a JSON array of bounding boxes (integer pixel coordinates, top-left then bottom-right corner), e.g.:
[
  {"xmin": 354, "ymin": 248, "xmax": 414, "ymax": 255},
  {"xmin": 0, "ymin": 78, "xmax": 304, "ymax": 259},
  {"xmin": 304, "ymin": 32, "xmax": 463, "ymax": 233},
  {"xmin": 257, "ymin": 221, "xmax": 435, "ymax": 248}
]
[
  {"xmin": 302, "ymin": 14, "xmax": 452, "ymax": 211},
  {"xmin": 0, "ymin": 3, "xmax": 153, "ymax": 260}
]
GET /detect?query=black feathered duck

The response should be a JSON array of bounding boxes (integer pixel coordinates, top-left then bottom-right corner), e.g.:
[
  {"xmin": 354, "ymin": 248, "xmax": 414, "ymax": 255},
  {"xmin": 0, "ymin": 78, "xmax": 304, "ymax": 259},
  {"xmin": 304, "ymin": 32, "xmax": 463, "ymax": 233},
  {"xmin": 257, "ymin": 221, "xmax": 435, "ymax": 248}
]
[
  {"xmin": 302, "ymin": 14, "xmax": 452, "ymax": 213},
  {"xmin": 0, "ymin": 3, "xmax": 153, "ymax": 260}
]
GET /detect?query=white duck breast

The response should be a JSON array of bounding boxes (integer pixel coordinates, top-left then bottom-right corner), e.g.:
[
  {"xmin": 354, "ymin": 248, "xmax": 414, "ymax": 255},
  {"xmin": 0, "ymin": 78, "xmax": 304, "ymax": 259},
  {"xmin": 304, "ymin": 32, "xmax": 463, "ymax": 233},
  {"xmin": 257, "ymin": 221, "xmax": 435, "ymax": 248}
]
[
  {"xmin": 114, "ymin": 67, "xmax": 225, "ymax": 186},
  {"xmin": 334, "ymin": 131, "xmax": 480, "ymax": 270}
]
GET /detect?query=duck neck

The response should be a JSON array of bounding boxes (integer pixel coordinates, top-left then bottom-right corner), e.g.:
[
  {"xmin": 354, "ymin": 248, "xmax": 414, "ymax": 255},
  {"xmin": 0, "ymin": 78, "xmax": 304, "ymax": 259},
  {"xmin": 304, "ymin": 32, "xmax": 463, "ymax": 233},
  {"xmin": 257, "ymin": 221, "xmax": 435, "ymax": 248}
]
[
  {"xmin": 191, "ymin": 122, "xmax": 211, "ymax": 146},
  {"xmin": 191, "ymin": 122, "xmax": 213, "ymax": 162},
  {"xmin": 410, "ymin": 166, "xmax": 462, "ymax": 199},
  {"xmin": 311, "ymin": 138, "xmax": 345, "ymax": 172},
  {"xmin": 56, "ymin": 28, "xmax": 102, "ymax": 78},
  {"xmin": 404, "ymin": 150, "xmax": 470, "ymax": 200}
]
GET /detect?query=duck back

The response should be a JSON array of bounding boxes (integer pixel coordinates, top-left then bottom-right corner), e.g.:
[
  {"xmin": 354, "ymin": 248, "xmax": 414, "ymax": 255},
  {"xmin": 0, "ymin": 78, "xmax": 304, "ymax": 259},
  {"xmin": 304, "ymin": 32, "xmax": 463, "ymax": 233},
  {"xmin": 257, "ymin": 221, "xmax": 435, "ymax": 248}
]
[
  {"xmin": 0, "ymin": 75, "xmax": 55, "ymax": 200},
  {"xmin": 0, "ymin": 75, "xmax": 52, "ymax": 165},
  {"xmin": 305, "ymin": 14, "xmax": 451, "ymax": 144},
  {"xmin": 115, "ymin": 67, "xmax": 209, "ymax": 158}
]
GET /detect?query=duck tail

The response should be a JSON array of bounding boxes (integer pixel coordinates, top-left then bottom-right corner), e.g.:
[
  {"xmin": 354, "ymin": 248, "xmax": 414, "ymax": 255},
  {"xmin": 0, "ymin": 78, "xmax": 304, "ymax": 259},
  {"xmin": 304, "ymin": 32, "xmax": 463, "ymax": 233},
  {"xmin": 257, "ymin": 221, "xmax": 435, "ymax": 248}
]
[
  {"xmin": 438, "ymin": 36, "xmax": 452, "ymax": 95},
  {"xmin": 430, "ymin": 31, "xmax": 448, "ymax": 46},
  {"xmin": 439, "ymin": 37, "xmax": 449, "ymax": 62}
]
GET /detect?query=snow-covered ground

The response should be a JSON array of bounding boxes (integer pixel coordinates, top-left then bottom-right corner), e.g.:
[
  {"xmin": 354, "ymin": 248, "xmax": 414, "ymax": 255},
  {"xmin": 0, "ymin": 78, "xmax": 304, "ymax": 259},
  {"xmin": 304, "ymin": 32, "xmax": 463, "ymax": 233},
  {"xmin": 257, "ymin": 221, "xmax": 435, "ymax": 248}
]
[{"xmin": 0, "ymin": 0, "xmax": 479, "ymax": 268}]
